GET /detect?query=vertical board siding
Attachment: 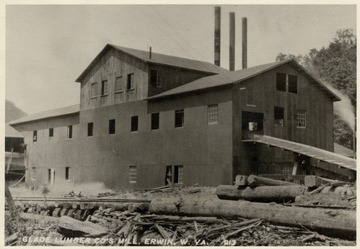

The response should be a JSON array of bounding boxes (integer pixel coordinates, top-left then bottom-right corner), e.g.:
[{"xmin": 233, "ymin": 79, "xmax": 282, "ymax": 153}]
[{"xmin": 80, "ymin": 48, "xmax": 148, "ymax": 111}]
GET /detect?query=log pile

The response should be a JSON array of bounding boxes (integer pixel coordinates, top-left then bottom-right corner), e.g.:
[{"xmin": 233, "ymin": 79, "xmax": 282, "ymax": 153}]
[
  {"xmin": 7, "ymin": 209, "xmax": 355, "ymax": 246},
  {"xmin": 6, "ymin": 177, "xmax": 356, "ymax": 246}
]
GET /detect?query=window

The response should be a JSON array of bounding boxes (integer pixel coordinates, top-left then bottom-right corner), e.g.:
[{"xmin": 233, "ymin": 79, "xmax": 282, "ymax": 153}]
[
  {"xmin": 165, "ymin": 165, "xmax": 183, "ymax": 185},
  {"xmin": 127, "ymin": 73, "xmax": 134, "ymax": 90},
  {"xmin": 129, "ymin": 166, "xmax": 137, "ymax": 183},
  {"xmin": 131, "ymin": 116, "xmax": 138, "ymax": 132},
  {"xmin": 68, "ymin": 125, "xmax": 73, "ymax": 139},
  {"xmin": 49, "ymin": 128, "xmax": 54, "ymax": 137},
  {"xmin": 87, "ymin": 122, "xmax": 94, "ymax": 137},
  {"xmin": 175, "ymin": 109, "xmax": 184, "ymax": 128},
  {"xmin": 115, "ymin": 76, "xmax": 123, "ymax": 93},
  {"xmin": 276, "ymin": 73, "xmax": 286, "ymax": 92},
  {"xmin": 297, "ymin": 110, "xmax": 306, "ymax": 128},
  {"xmin": 101, "ymin": 80, "xmax": 108, "ymax": 96},
  {"xmin": 48, "ymin": 168, "xmax": 55, "ymax": 184},
  {"xmin": 274, "ymin": 106, "xmax": 284, "ymax": 126},
  {"xmin": 288, "ymin": 75, "xmax": 298, "ymax": 93},
  {"xmin": 31, "ymin": 167, "xmax": 36, "ymax": 181},
  {"xmin": 150, "ymin": 70, "xmax": 160, "ymax": 87},
  {"xmin": 33, "ymin": 130, "xmax": 37, "ymax": 142},
  {"xmin": 281, "ymin": 165, "xmax": 293, "ymax": 175},
  {"xmin": 151, "ymin": 113, "xmax": 160, "ymax": 130},
  {"xmin": 65, "ymin": 167, "xmax": 71, "ymax": 180},
  {"xmin": 109, "ymin": 119, "xmax": 116, "ymax": 134},
  {"xmin": 91, "ymin": 82, "xmax": 98, "ymax": 98},
  {"xmin": 208, "ymin": 104, "xmax": 219, "ymax": 124}
]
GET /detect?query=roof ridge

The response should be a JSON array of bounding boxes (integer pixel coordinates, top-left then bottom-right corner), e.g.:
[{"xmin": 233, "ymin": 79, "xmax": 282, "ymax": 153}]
[{"xmin": 10, "ymin": 104, "xmax": 80, "ymax": 125}]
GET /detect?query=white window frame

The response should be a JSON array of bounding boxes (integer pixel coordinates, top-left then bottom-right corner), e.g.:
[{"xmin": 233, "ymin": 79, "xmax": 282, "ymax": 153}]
[
  {"xmin": 296, "ymin": 110, "xmax": 306, "ymax": 128},
  {"xmin": 129, "ymin": 166, "xmax": 137, "ymax": 183},
  {"xmin": 208, "ymin": 104, "xmax": 219, "ymax": 125}
]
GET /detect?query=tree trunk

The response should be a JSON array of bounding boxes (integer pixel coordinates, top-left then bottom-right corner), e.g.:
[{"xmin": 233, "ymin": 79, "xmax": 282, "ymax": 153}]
[
  {"xmin": 149, "ymin": 197, "xmax": 355, "ymax": 239},
  {"xmin": 216, "ymin": 185, "xmax": 307, "ymax": 202}
]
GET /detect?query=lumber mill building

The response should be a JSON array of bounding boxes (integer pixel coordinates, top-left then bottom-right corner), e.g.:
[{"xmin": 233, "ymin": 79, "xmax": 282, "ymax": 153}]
[
  {"xmin": 10, "ymin": 44, "xmax": 356, "ymax": 190},
  {"xmin": 9, "ymin": 10, "xmax": 356, "ymax": 190}
]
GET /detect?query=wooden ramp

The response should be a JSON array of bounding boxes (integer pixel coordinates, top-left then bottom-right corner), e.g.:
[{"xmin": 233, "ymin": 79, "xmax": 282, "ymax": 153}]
[{"xmin": 243, "ymin": 135, "xmax": 356, "ymax": 171}]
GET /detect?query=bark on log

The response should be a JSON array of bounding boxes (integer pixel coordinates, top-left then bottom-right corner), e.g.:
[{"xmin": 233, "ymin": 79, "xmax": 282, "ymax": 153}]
[
  {"xmin": 58, "ymin": 216, "xmax": 108, "ymax": 237},
  {"xmin": 149, "ymin": 197, "xmax": 355, "ymax": 239},
  {"xmin": 216, "ymin": 185, "xmax": 307, "ymax": 202},
  {"xmin": 248, "ymin": 175, "xmax": 298, "ymax": 187}
]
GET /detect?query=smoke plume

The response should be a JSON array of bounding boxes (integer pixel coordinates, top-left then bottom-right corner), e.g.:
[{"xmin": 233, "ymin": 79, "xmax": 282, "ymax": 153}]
[{"xmin": 325, "ymin": 83, "xmax": 355, "ymax": 132}]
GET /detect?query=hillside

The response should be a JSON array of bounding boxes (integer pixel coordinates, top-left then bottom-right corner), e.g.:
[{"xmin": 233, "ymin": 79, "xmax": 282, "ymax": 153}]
[{"xmin": 5, "ymin": 100, "xmax": 27, "ymax": 123}]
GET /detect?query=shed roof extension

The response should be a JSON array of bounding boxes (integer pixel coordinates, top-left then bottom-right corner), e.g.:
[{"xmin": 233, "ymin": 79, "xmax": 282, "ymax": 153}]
[
  {"xmin": 9, "ymin": 104, "xmax": 80, "ymax": 126},
  {"xmin": 148, "ymin": 59, "xmax": 341, "ymax": 101},
  {"xmin": 76, "ymin": 44, "xmax": 228, "ymax": 82}
]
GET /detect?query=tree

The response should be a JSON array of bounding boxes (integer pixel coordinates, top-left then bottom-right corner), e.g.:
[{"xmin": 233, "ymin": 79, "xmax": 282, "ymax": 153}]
[{"xmin": 276, "ymin": 29, "xmax": 356, "ymax": 150}]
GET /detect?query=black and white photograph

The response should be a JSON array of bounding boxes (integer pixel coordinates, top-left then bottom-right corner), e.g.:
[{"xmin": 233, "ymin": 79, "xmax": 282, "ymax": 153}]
[{"xmin": 4, "ymin": 3, "xmax": 357, "ymax": 246}]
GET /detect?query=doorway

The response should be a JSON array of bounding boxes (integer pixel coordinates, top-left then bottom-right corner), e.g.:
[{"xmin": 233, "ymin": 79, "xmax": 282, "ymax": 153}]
[{"xmin": 242, "ymin": 111, "xmax": 264, "ymax": 139}]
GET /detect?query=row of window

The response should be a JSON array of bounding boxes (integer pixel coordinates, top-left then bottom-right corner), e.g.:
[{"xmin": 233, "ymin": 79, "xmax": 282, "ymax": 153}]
[
  {"xmin": 32, "ymin": 165, "xmax": 183, "ymax": 186},
  {"xmin": 129, "ymin": 165, "xmax": 183, "ymax": 185},
  {"xmin": 33, "ymin": 125, "xmax": 73, "ymax": 142},
  {"xmin": 90, "ymin": 70, "xmax": 161, "ymax": 98},
  {"xmin": 274, "ymin": 107, "xmax": 306, "ymax": 128},
  {"xmin": 30, "ymin": 167, "xmax": 71, "ymax": 183},
  {"xmin": 32, "ymin": 105, "xmax": 219, "ymax": 141},
  {"xmin": 276, "ymin": 73, "xmax": 297, "ymax": 93}
]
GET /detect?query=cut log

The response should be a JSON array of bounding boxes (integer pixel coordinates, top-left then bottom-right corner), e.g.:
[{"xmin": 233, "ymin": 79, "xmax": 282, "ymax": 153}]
[
  {"xmin": 304, "ymin": 176, "xmax": 348, "ymax": 187},
  {"xmin": 234, "ymin": 175, "xmax": 248, "ymax": 187},
  {"xmin": 216, "ymin": 185, "xmax": 307, "ymax": 202},
  {"xmin": 248, "ymin": 175, "xmax": 298, "ymax": 187},
  {"xmin": 58, "ymin": 216, "xmax": 108, "ymax": 237},
  {"xmin": 149, "ymin": 197, "xmax": 355, "ymax": 239}
]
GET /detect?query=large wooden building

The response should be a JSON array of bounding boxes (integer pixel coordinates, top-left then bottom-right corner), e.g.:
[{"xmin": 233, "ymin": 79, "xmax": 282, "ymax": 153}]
[{"xmin": 10, "ymin": 44, "xmax": 356, "ymax": 190}]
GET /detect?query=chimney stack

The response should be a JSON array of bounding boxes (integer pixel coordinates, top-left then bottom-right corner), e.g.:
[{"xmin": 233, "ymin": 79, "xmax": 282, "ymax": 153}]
[
  {"xmin": 149, "ymin": 46, "xmax": 152, "ymax": 59},
  {"xmin": 229, "ymin": 12, "xmax": 235, "ymax": 71},
  {"xmin": 242, "ymin": 17, "xmax": 248, "ymax": 69},
  {"xmin": 214, "ymin": 6, "xmax": 221, "ymax": 66}
]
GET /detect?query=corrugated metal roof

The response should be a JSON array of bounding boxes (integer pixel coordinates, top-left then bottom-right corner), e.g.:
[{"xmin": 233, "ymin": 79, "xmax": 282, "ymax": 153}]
[
  {"xmin": 9, "ymin": 104, "xmax": 80, "ymax": 125},
  {"xmin": 148, "ymin": 59, "xmax": 341, "ymax": 101},
  {"xmin": 76, "ymin": 44, "xmax": 228, "ymax": 82},
  {"xmin": 244, "ymin": 134, "xmax": 356, "ymax": 171},
  {"xmin": 5, "ymin": 124, "xmax": 24, "ymax": 138}
]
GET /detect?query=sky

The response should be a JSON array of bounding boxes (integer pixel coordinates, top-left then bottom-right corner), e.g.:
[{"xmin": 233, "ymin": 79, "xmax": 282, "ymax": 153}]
[{"xmin": 5, "ymin": 4, "xmax": 357, "ymax": 115}]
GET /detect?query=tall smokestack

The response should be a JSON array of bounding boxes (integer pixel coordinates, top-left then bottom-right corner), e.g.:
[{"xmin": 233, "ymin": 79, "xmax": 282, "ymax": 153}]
[
  {"xmin": 214, "ymin": 6, "xmax": 221, "ymax": 66},
  {"xmin": 242, "ymin": 17, "xmax": 248, "ymax": 69},
  {"xmin": 229, "ymin": 12, "xmax": 235, "ymax": 71}
]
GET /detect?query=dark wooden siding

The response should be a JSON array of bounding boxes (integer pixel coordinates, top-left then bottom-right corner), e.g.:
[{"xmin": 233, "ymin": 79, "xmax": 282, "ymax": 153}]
[
  {"xmin": 233, "ymin": 63, "xmax": 335, "ymax": 177},
  {"xmin": 148, "ymin": 64, "xmax": 213, "ymax": 96},
  {"xmin": 14, "ymin": 89, "xmax": 233, "ymax": 190},
  {"xmin": 80, "ymin": 49, "xmax": 148, "ymax": 111}
]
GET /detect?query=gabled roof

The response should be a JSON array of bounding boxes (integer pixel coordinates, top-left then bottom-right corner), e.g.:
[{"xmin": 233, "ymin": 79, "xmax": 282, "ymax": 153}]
[
  {"xmin": 9, "ymin": 104, "xmax": 80, "ymax": 125},
  {"xmin": 76, "ymin": 44, "xmax": 228, "ymax": 82},
  {"xmin": 5, "ymin": 124, "xmax": 24, "ymax": 138},
  {"xmin": 148, "ymin": 59, "xmax": 341, "ymax": 101}
]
